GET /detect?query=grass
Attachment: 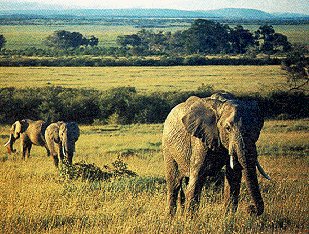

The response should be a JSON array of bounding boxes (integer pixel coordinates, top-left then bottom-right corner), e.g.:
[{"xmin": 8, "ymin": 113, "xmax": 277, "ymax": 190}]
[
  {"xmin": 0, "ymin": 119, "xmax": 308, "ymax": 233},
  {"xmin": 0, "ymin": 25, "xmax": 138, "ymax": 49},
  {"xmin": 1, "ymin": 24, "xmax": 308, "ymax": 50},
  {"xmin": 0, "ymin": 65, "xmax": 288, "ymax": 94}
]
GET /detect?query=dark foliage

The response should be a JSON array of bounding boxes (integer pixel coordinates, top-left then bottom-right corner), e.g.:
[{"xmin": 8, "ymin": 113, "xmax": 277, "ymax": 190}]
[
  {"xmin": 45, "ymin": 30, "xmax": 99, "ymax": 49},
  {"xmin": 0, "ymin": 34, "xmax": 6, "ymax": 50},
  {"xmin": 0, "ymin": 86, "xmax": 307, "ymax": 125}
]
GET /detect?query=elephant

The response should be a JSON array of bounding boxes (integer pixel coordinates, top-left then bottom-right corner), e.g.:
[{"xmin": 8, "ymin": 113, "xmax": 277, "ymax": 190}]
[
  {"xmin": 162, "ymin": 92, "xmax": 270, "ymax": 217},
  {"xmin": 4, "ymin": 119, "xmax": 50, "ymax": 159},
  {"xmin": 45, "ymin": 121, "xmax": 80, "ymax": 167}
]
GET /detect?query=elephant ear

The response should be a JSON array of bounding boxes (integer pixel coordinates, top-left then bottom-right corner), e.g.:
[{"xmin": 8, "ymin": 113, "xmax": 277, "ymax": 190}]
[
  {"xmin": 13, "ymin": 120, "xmax": 28, "ymax": 137},
  {"xmin": 69, "ymin": 122, "xmax": 80, "ymax": 141},
  {"xmin": 182, "ymin": 100, "xmax": 219, "ymax": 149}
]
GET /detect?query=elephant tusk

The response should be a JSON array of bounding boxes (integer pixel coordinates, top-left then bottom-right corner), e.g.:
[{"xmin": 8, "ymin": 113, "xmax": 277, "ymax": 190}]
[
  {"xmin": 62, "ymin": 146, "xmax": 66, "ymax": 157},
  {"xmin": 230, "ymin": 155, "xmax": 234, "ymax": 169},
  {"xmin": 256, "ymin": 161, "xmax": 271, "ymax": 180},
  {"xmin": 4, "ymin": 140, "xmax": 10, "ymax": 146}
]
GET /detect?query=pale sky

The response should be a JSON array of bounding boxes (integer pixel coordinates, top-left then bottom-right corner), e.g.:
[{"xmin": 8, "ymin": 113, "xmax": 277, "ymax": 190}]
[{"xmin": 2, "ymin": 0, "xmax": 309, "ymax": 14}]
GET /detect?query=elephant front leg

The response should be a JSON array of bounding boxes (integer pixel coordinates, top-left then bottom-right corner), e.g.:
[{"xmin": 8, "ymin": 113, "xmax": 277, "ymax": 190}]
[
  {"xmin": 224, "ymin": 166, "xmax": 242, "ymax": 214},
  {"xmin": 185, "ymin": 156, "xmax": 207, "ymax": 216}
]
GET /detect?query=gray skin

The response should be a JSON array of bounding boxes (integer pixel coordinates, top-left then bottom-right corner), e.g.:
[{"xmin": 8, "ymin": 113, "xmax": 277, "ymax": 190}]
[
  {"xmin": 162, "ymin": 93, "xmax": 270, "ymax": 217},
  {"xmin": 45, "ymin": 121, "xmax": 80, "ymax": 167},
  {"xmin": 4, "ymin": 119, "xmax": 50, "ymax": 159}
]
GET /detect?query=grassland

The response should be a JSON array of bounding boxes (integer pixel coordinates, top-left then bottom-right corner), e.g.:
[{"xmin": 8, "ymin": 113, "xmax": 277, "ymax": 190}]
[
  {"xmin": 0, "ymin": 119, "xmax": 308, "ymax": 233},
  {"xmin": 0, "ymin": 65, "xmax": 288, "ymax": 94},
  {"xmin": 0, "ymin": 24, "xmax": 308, "ymax": 50}
]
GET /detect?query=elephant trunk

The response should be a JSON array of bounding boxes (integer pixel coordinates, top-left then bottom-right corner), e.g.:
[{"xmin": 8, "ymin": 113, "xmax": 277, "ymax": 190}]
[
  {"xmin": 62, "ymin": 134, "xmax": 74, "ymax": 164},
  {"xmin": 4, "ymin": 134, "xmax": 16, "ymax": 154},
  {"xmin": 235, "ymin": 136, "xmax": 264, "ymax": 216}
]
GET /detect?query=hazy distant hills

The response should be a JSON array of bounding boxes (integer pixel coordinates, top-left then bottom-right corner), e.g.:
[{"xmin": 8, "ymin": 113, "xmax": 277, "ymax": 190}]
[{"xmin": 0, "ymin": 4, "xmax": 308, "ymax": 20}]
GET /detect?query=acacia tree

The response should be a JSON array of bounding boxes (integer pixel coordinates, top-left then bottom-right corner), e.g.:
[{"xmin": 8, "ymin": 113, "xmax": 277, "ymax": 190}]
[{"xmin": 282, "ymin": 45, "xmax": 308, "ymax": 92}]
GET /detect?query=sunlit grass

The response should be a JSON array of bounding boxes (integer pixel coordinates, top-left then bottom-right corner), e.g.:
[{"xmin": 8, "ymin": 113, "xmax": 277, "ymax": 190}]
[
  {"xmin": 0, "ymin": 65, "xmax": 287, "ymax": 94},
  {"xmin": 0, "ymin": 119, "xmax": 308, "ymax": 233},
  {"xmin": 0, "ymin": 25, "xmax": 138, "ymax": 49}
]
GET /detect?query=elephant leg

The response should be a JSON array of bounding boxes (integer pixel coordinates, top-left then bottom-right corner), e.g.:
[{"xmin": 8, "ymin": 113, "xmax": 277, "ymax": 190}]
[
  {"xmin": 44, "ymin": 145, "xmax": 50, "ymax": 157},
  {"xmin": 21, "ymin": 142, "xmax": 27, "ymax": 160},
  {"xmin": 26, "ymin": 143, "xmax": 32, "ymax": 159},
  {"xmin": 224, "ymin": 166, "xmax": 242, "ymax": 214},
  {"xmin": 67, "ymin": 153, "xmax": 73, "ymax": 165},
  {"xmin": 185, "ymin": 159, "xmax": 208, "ymax": 216},
  {"xmin": 165, "ymin": 158, "xmax": 182, "ymax": 217},
  {"xmin": 52, "ymin": 154, "xmax": 59, "ymax": 167},
  {"xmin": 179, "ymin": 177, "xmax": 189, "ymax": 212},
  {"xmin": 185, "ymin": 169, "xmax": 207, "ymax": 215}
]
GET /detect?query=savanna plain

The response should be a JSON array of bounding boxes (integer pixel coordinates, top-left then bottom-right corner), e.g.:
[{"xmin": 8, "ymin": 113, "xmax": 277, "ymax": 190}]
[{"xmin": 0, "ymin": 65, "xmax": 308, "ymax": 233}]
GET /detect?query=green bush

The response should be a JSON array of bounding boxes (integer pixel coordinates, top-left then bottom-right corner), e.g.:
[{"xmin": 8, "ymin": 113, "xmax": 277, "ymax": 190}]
[{"xmin": 0, "ymin": 86, "xmax": 307, "ymax": 125}]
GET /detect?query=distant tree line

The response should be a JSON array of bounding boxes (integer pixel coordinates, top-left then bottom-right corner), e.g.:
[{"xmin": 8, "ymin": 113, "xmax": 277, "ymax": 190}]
[
  {"xmin": 0, "ymin": 86, "xmax": 307, "ymax": 125},
  {"xmin": 0, "ymin": 19, "xmax": 292, "ymax": 57}
]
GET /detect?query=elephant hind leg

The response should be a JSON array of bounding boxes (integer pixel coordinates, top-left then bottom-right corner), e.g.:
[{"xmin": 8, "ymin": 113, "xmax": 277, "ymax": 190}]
[
  {"xmin": 179, "ymin": 177, "xmax": 189, "ymax": 212},
  {"xmin": 165, "ymin": 158, "xmax": 183, "ymax": 217}
]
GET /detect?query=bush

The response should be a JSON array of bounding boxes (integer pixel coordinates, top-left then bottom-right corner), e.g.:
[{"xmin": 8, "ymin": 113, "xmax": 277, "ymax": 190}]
[
  {"xmin": 261, "ymin": 91, "xmax": 309, "ymax": 119},
  {"xmin": 0, "ymin": 86, "xmax": 307, "ymax": 125}
]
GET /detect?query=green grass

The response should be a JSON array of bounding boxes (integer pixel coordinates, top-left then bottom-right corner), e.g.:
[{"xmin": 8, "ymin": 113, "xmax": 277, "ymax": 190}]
[
  {"xmin": 0, "ymin": 65, "xmax": 288, "ymax": 95},
  {"xmin": 0, "ymin": 25, "xmax": 138, "ymax": 49},
  {"xmin": 0, "ymin": 23, "xmax": 308, "ymax": 50},
  {"xmin": 0, "ymin": 119, "xmax": 308, "ymax": 233}
]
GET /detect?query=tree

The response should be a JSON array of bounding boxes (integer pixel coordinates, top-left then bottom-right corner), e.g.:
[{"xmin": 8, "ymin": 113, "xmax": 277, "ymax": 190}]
[
  {"xmin": 0, "ymin": 34, "xmax": 6, "ymax": 50},
  {"xmin": 282, "ymin": 45, "xmax": 308, "ymax": 92},
  {"xmin": 181, "ymin": 19, "xmax": 230, "ymax": 54},
  {"xmin": 255, "ymin": 25, "xmax": 291, "ymax": 54},
  {"xmin": 45, "ymin": 30, "xmax": 98, "ymax": 49},
  {"xmin": 117, "ymin": 34, "xmax": 141, "ymax": 47},
  {"xmin": 86, "ymin": 35, "xmax": 99, "ymax": 47},
  {"xmin": 229, "ymin": 25, "xmax": 255, "ymax": 54}
]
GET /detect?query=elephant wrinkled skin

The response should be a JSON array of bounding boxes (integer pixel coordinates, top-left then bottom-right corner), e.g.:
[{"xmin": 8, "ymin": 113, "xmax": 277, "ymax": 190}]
[
  {"xmin": 162, "ymin": 93, "xmax": 270, "ymax": 217},
  {"xmin": 4, "ymin": 119, "xmax": 50, "ymax": 159},
  {"xmin": 45, "ymin": 121, "xmax": 80, "ymax": 167}
]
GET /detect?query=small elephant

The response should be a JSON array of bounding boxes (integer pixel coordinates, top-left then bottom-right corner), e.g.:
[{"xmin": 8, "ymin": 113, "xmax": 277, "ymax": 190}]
[
  {"xmin": 162, "ymin": 93, "xmax": 270, "ymax": 217},
  {"xmin": 45, "ymin": 121, "xmax": 80, "ymax": 167},
  {"xmin": 4, "ymin": 119, "xmax": 50, "ymax": 159}
]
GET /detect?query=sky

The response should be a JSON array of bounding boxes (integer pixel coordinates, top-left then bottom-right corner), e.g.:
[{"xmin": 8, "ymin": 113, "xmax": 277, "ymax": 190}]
[{"xmin": 2, "ymin": 0, "xmax": 309, "ymax": 14}]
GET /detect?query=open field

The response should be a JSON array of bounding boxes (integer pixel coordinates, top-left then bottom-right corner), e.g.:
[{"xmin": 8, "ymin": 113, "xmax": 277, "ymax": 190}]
[
  {"xmin": 0, "ymin": 65, "xmax": 287, "ymax": 94},
  {"xmin": 0, "ymin": 119, "xmax": 308, "ymax": 233},
  {"xmin": 0, "ymin": 25, "xmax": 138, "ymax": 49},
  {"xmin": 0, "ymin": 24, "xmax": 308, "ymax": 50}
]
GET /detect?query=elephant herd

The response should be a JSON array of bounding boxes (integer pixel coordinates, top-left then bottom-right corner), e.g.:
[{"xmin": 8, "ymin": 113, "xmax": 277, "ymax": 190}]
[
  {"xmin": 4, "ymin": 92, "xmax": 270, "ymax": 217},
  {"xmin": 4, "ymin": 119, "xmax": 80, "ymax": 167}
]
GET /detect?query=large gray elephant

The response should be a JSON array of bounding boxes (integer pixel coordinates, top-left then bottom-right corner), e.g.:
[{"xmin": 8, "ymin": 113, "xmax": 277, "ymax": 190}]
[
  {"xmin": 45, "ymin": 121, "xmax": 80, "ymax": 167},
  {"xmin": 162, "ymin": 93, "xmax": 270, "ymax": 217},
  {"xmin": 4, "ymin": 119, "xmax": 50, "ymax": 159}
]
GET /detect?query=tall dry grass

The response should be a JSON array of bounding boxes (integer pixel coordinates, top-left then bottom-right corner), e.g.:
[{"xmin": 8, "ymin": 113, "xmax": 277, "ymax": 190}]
[
  {"xmin": 0, "ymin": 120, "xmax": 308, "ymax": 233},
  {"xmin": 0, "ymin": 66, "xmax": 287, "ymax": 95}
]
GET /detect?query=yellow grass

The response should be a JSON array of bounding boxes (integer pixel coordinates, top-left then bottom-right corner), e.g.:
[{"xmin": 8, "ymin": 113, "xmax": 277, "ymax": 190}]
[
  {"xmin": 0, "ymin": 65, "xmax": 287, "ymax": 94},
  {"xmin": 0, "ymin": 119, "xmax": 308, "ymax": 233}
]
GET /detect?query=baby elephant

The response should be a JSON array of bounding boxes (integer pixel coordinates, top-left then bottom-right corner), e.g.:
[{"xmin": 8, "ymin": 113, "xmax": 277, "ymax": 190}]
[{"xmin": 45, "ymin": 121, "xmax": 80, "ymax": 167}]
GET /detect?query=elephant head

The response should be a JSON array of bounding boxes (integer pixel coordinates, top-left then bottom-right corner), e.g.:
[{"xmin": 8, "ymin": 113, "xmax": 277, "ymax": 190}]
[
  {"xmin": 182, "ymin": 93, "xmax": 270, "ymax": 216},
  {"xmin": 4, "ymin": 120, "xmax": 28, "ymax": 154},
  {"xmin": 58, "ymin": 122, "xmax": 80, "ymax": 164}
]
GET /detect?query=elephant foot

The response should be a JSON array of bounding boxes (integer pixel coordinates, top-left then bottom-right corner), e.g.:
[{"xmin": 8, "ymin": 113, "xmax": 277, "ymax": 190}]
[{"xmin": 247, "ymin": 204, "xmax": 264, "ymax": 216}]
